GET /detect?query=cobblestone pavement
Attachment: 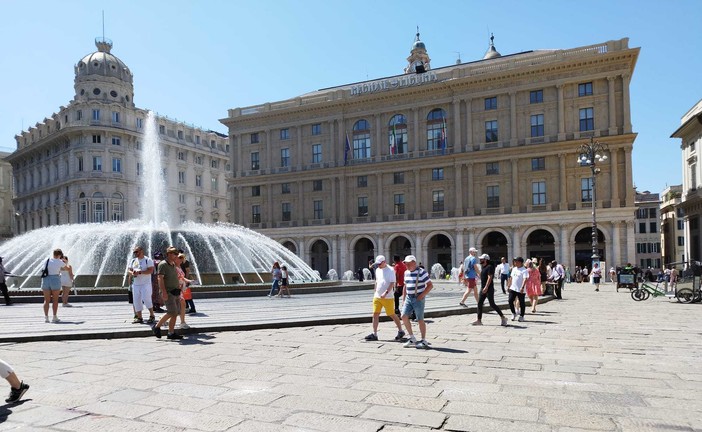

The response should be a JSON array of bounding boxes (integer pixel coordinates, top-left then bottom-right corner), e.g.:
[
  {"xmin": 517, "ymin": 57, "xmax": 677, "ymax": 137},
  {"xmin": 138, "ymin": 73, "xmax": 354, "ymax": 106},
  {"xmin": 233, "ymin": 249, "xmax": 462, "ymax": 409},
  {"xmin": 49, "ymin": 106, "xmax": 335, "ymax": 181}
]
[{"xmin": 0, "ymin": 282, "xmax": 700, "ymax": 431}]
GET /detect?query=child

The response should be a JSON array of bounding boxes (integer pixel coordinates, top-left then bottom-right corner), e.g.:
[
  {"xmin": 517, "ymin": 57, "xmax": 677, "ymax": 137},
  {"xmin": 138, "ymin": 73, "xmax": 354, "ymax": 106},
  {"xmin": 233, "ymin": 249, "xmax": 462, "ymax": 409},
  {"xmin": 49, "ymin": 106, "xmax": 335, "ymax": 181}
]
[
  {"xmin": 1, "ymin": 359, "xmax": 29, "ymax": 404},
  {"xmin": 278, "ymin": 265, "xmax": 292, "ymax": 297}
]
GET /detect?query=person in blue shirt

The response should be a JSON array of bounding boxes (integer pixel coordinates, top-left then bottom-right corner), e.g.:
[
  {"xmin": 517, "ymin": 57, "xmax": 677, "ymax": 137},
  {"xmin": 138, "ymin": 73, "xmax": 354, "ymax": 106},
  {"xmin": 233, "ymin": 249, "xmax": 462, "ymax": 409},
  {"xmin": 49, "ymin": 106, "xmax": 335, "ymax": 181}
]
[{"xmin": 459, "ymin": 247, "xmax": 480, "ymax": 306}]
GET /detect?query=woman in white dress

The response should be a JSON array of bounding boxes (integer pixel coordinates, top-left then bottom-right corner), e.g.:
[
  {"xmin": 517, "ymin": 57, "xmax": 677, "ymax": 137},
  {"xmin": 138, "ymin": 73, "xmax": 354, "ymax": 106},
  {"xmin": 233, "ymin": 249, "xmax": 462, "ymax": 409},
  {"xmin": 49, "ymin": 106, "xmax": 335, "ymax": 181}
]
[{"xmin": 60, "ymin": 256, "xmax": 74, "ymax": 307}]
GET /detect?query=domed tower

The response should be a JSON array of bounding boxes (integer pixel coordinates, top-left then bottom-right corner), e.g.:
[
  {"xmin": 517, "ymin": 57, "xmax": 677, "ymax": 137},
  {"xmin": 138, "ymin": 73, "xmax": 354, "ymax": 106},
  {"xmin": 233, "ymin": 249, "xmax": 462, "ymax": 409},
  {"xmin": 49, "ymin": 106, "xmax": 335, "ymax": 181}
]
[
  {"xmin": 74, "ymin": 37, "xmax": 135, "ymax": 107},
  {"xmin": 404, "ymin": 28, "xmax": 431, "ymax": 74},
  {"xmin": 483, "ymin": 33, "xmax": 502, "ymax": 60}
]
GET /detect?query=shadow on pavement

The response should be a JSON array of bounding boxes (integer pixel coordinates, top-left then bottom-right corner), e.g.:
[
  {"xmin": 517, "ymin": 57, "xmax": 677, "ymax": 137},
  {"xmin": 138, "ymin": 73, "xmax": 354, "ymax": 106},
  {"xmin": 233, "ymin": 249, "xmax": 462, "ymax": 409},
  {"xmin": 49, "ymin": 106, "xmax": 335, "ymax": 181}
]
[
  {"xmin": 54, "ymin": 321, "xmax": 86, "ymax": 325},
  {"xmin": 0, "ymin": 399, "xmax": 30, "ymax": 420},
  {"xmin": 179, "ymin": 333, "xmax": 216, "ymax": 345},
  {"xmin": 431, "ymin": 347, "xmax": 469, "ymax": 354}
]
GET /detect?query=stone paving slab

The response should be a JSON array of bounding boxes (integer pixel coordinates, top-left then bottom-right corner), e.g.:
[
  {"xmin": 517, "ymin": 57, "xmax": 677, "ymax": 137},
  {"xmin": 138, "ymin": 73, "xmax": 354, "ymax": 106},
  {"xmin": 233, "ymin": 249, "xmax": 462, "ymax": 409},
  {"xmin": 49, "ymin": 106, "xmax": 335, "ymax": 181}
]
[{"xmin": 0, "ymin": 281, "xmax": 701, "ymax": 431}]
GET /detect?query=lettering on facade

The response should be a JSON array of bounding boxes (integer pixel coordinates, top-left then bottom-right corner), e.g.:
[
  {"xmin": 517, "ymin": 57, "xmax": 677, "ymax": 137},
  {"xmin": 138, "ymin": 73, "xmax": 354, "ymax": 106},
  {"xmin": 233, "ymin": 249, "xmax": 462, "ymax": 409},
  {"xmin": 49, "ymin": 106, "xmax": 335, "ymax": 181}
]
[{"xmin": 350, "ymin": 72, "xmax": 438, "ymax": 96}]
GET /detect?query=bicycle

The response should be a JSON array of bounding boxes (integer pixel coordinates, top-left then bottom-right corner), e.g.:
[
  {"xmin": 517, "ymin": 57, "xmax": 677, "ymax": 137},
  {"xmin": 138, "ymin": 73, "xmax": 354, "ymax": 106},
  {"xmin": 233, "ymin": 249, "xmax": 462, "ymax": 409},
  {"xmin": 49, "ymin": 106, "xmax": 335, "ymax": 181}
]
[
  {"xmin": 630, "ymin": 281, "xmax": 671, "ymax": 301},
  {"xmin": 674, "ymin": 276, "xmax": 701, "ymax": 304}
]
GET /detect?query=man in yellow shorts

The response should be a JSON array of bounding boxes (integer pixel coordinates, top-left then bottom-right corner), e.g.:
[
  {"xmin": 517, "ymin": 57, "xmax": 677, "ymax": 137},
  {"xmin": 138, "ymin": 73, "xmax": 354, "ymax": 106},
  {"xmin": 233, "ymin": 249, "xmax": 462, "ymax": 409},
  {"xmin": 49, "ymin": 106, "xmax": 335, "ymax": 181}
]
[{"xmin": 365, "ymin": 255, "xmax": 405, "ymax": 342}]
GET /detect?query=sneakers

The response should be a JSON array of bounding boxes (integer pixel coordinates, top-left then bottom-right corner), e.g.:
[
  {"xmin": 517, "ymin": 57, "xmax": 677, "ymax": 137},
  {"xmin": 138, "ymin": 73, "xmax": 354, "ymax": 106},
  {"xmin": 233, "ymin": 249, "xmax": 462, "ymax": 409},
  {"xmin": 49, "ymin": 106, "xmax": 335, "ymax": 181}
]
[
  {"xmin": 44, "ymin": 316, "xmax": 50, "ymax": 323},
  {"xmin": 501, "ymin": 316, "xmax": 508, "ymax": 326},
  {"xmin": 471, "ymin": 320, "xmax": 483, "ymax": 326},
  {"xmin": 152, "ymin": 325, "xmax": 162, "ymax": 339},
  {"xmin": 132, "ymin": 317, "xmax": 144, "ymax": 324},
  {"xmin": 146, "ymin": 316, "xmax": 156, "ymax": 324},
  {"xmin": 52, "ymin": 316, "xmax": 60, "ymax": 323},
  {"xmin": 511, "ymin": 313, "xmax": 517, "ymax": 321},
  {"xmin": 179, "ymin": 323, "xmax": 190, "ymax": 330},
  {"xmin": 518, "ymin": 316, "xmax": 525, "ymax": 322},
  {"xmin": 403, "ymin": 337, "xmax": 417, "ymax": 348},
  {"xmin": 62, "ymin": 303, "xmax": 73, "ymax": 307},
  {"xmin": 167, "ymin": 333, "xmax": 184, "ymax": 340},
  {"xmin": 364, "ymin": 333, "xmax": 378, "ymax": 341},
  {"xmin": 459, "ymin": 302, "xmax": 466, "ymax": 307},
  {"xmin": 595, "ymin": 288, "xmax": 600, "ymax": 292},
  {"xmin": 5, "ymin": 382, "xmax": 29, "ymax": 404},
  {"xmin": 415, "ymin": 340, "xmax": 429, "ymax": 349},
  {"xmin": 187, "ymin": 310, "xmax": 197, "ymax": 315},
  {"xmin": 394, "ymin": 330, "xmax": 406, "ymax": 341}
]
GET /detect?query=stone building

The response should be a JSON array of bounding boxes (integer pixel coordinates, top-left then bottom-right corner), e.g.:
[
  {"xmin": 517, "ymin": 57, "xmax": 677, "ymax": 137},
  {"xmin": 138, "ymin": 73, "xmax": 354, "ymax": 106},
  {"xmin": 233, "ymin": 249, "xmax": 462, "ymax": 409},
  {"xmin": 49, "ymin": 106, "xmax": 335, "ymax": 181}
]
[
  {"xmin": 5, "ymin": 38, "xmax": 229, "ymax": 234},
  {"xmin": 0, "ymin": 152, "xmax": 14, "ymax": 238},
  {"xmin": 222, "ymin": 35, "xmax": 640, "ymax": 276},
  {"xmin": 671, "ymin": 98, "xmax": 702, "ymax": 262},
  {"xmin": 660, "ymin": 184, "xmax": 685, "ymax": 265},
  {"xmin": 634, "ymin": 190, "xmax": 662, "ymax": 269}
]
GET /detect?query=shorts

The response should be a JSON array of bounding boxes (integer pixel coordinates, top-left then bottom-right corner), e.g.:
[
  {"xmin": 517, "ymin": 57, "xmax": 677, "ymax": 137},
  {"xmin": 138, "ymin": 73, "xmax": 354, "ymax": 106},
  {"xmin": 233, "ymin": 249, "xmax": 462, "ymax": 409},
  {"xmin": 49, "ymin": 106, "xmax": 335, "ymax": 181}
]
[
  {"xmin": 593, "ymin": 276, "xmax": 601, "ymax": 284},
  {"xmin": 0, "ymin": 359, "xmax": 14, "ymax": 379},
  {"xmin": 372, "ymin": 297, "xmax": 396, "ymax": 315},
  {"xmin": 165, "ymin": 294, "xmax": 181, "ymax": 316},
  {"xmin": 401, "ymin": 295, "xmax": 425, "ymax": 321},
  {"xmin": 41, "ymin": 275, "xmax": 61, "ymax": 291},
  {"xmin": 465, "ymin": 278, "xmax": 477, "ymax": 289}
]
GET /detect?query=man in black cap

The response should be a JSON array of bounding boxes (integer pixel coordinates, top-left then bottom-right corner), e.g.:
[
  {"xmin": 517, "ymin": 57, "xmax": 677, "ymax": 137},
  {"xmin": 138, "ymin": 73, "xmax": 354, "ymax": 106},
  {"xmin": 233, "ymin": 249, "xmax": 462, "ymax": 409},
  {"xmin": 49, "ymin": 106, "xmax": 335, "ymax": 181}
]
[{"xmin": 0, "ymin": 257, "xmax": 11, "ymax": 305}]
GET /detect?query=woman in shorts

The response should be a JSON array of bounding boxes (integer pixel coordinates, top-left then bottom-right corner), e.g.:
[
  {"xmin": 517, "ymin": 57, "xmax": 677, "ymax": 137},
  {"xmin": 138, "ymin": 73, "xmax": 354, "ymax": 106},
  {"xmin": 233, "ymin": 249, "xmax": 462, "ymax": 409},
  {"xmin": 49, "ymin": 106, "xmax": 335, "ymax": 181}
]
[
  {"xmin": 277, "ymin": 265, "xmax": 291, "ymax": 297},
  {"xmin": 41, "ymin": 249, "xmax": 68, "ymax": 323},
  {"xmin": 60, "ymin": 256, "xmax": 75, "ymax": 308},
  {"xmin": 592, "ymin": 262, "xmax": 602, "ymax": 291}
]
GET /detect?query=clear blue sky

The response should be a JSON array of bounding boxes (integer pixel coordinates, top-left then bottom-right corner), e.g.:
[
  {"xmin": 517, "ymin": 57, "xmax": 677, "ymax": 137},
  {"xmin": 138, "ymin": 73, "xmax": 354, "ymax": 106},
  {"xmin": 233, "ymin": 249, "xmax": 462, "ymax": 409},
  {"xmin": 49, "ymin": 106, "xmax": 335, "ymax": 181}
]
[{"xmin": 1, "ymin": 0, "xmax": 700, "ymax": 194}]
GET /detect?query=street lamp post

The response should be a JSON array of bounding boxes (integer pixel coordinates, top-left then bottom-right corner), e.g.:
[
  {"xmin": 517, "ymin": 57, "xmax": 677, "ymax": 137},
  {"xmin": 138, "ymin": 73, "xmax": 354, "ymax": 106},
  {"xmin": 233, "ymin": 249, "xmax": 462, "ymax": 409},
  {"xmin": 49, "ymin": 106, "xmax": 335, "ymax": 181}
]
[{"xmin": 577, "ymin": 138, "xmax": 609, "ymax": 267}]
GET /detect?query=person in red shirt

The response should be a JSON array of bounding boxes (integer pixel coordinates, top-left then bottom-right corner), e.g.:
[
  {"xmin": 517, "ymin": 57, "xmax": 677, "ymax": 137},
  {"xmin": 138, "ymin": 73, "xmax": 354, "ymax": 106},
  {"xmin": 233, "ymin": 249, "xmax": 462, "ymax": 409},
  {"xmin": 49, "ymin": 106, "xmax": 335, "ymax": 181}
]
[{"xmin": 392, "ymin": 255, "xmax": 407, "ymax": 315}]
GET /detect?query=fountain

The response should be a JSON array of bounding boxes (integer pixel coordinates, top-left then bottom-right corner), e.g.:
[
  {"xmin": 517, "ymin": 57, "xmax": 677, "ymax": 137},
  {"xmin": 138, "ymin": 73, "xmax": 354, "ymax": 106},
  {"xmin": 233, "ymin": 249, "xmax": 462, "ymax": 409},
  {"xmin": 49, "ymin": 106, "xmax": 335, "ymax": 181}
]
[
  {"xmin": 362, "ymin": 268, "xmax": 372, "ymax": 281},
  {"xmin": 342, "ymin": 270, "xmax": 354, "ymax": 281},
  {"xmin": 1, "ymin": 112, "xmax": 321, "ymax": 288},
  {"xmin": 326, "ymin": 269, "xmax": 338, "ymax": 281},
  {"xmin": 449, "ymin": 267, "xmax": 461, "ymax": 282},
  {"xmin": 430, "ymin": 263, "xmax": 445, "ymax": 280}
]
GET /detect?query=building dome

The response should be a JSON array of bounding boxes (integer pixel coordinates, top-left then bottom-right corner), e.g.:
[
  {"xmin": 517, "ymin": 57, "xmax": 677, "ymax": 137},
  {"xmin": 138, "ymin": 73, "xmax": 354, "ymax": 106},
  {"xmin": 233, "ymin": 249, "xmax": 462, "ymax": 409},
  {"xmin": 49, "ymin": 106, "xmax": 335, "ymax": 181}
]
[
  {"xmin": 412, "ymin": 40, "xmax": 426, "ymax": 50},
  {"xmin": 73, "ymin": 37, "xmax": 134, "ymax": 106},
  {"xmin": 483, "ymin": 33, "xmax": 502, "ymax": 60}
]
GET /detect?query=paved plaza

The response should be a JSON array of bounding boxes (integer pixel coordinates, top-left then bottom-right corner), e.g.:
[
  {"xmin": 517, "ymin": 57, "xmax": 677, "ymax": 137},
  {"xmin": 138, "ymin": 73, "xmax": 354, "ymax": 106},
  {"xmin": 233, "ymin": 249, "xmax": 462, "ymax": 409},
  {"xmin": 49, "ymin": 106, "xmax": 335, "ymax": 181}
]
[{"xmin": 0, "ymin": 281, "xmax": 701, "ymax": 431}]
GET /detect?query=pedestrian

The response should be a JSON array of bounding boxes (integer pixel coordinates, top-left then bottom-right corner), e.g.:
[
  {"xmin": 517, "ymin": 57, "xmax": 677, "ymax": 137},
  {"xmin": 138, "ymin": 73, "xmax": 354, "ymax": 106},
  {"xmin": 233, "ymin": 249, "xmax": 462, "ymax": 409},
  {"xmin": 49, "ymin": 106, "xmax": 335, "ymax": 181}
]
[
  {"xmin": 175, "ymin": 253, "xmax": 192, "ymax": 330},
  {"xmin": 565, "ymin": 266, "xmax": 571, "ymax": 284},
  {"xmin": 538, "ymin": 258, "xmax": 548, "ymax": 294},
  {"xmin": 153, "ymin": 247, "xmax": 183, "ymax": 340},
  {"xmin": 551, "ymin": 260, "xmax": 565, "ymax": 299},
  {"xmin": 472, "ymin": 254, "xmax": 507, "ymax": 326},
  {"xmin": 525, "ymin": 259, "xmax": 542, "ymax": 313},
  {"xmin": 1, "ymin": 359, "xmax": 29, "ymax": 404},
  {"xmin": 178, "ymin": 251, "xmax": 195, "ymax": 314},
  {"xmin": 0, "ymin": 257, "xmax": 12, "ymax": 305},
  {"xmin": 151, "ymin": 252, "xmax": 165, "ymax": 312},
  {"xmin": 592, "ymin": 262, "xmax": 602, "ymax": 291},
  {"xmin": 459, "ymin": 247, "xmax": 480, "ymax": 306},
  {"xmin": 128, "ymin": 246, "xmax": 156, "ymax": 324},
  {"xmin": 495, "ymin": 257, "xmax": 510, "ymax": 294},
  {"xmin": 575, "ymin": 266, "xmax": 582, "ymax": 283},
  {"xmin": 609, "ymin": 266, "xmax": 616, "ymax": 283},
  {"xmin": 40, "ymin": 248, "xmax": 68, "ymax": 323},
  {"xmin": 364, "ymin": 255, "xmax": 405, "ymax": 341},
  {"xmin": 401, "ymin": 255, "xmax": 433, "ymax": 349},
  {"xmin": 278, "ymin": 265, "xmax": 292, "ymax": 297},
  {"xmin": 507, "ymin": 256, "xmax": 528, "ymax": 322},
  {"xmin": 60, "ymin": 256, "xmax": 75, "ymax": 307},
  {"xmin": 582, "ymin": 266, "xmax": 589, "ymax": 283},
  {"xmin": 670, "ymin": 266, "xmax": 679, "ymax": 292},
  {"xmin": 268, "ymin": 262, "xmax": 282, "ymax": 297},
  {"xmin": 392, "ymin": 255, "xmax": 407, "ymax": 315}
]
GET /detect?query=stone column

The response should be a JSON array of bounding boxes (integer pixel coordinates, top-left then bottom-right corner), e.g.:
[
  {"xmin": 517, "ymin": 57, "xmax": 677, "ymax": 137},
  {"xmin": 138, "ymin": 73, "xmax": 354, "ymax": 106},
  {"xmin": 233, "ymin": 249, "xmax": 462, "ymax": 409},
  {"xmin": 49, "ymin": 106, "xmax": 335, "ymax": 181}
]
[
  {"xmin": 626, "ymin": 220, "xmax": 636, "ymax": 264},
  {"xmin": 338, "ymin": 118, "xmax": 345, "ymax": 166},
  {"xmin": 610, "ymin": 148, "xmax": 620, "ymax": 206},
  {"xmin": 622, "ymin": 74, "xmax": 632, "ymax": 134},
  {"xmin": 376, "ymin": 232, "xmax": 385, "ymax": 258},
  {"xmin": 466, "ymin": 162, "xmax": 474, "ymax": 214},
  {"xmin": 611, "ymin": 221, "xmax": 621, "ymax": 266},
  {"xmin": 330, "ymin": 177, "xmax": 337, "ymax": 223},
  {"xmin": 235, "ymin": 186, "xmax": 243, "ymax": 224},
  {"xmin": 266, "ymin": 184, "xmax": 273, "ymax": 226},
  {"xmin": 454, "ymin": 162, "xmax": 463, "ymax": 216},
  {"xmin": 557, "ymin": 84, "xmax": 566, "ymax": 141},
  {"xmin": 455, "ymin": 229, "xmax": 465, "ymax": 263},
  {"xmin": 623, "ymin": 147, "xmax": 634, "ymax": 206},
  {"xmin": 375, "ymin": 114, "xmax": 383, "ymax": 161},
  {"xmin": 414, "ymin": 232, "xmax": 423, "ymax": 264},
  {"xmin": 297, "ymin": 180, "xmax": 304, "ymax": 225},
  {"xmin": 465, "ymin": 98, "xmax": 473, "ymax": 152},
  {"xmin": 510, "ymin": 91, "xmax": 518, "ymax": 146},
  {"xmin": 234, "ymin": 134, "xmax": 243, "ymax": 174},
  {"xmin": 296, "ymin": 126, "xmax": 303, "ymax": 170},
  {"xmin": 339, "ymin": 174, "xmax": 346, "ymax": 224},
  {"xmin": 412, "ymin": 108, "xmax": 420, "ymax": 154},
  {"xmin": 559, "ymin": 153, "xmax": 567, "ymax": 211},
  {"xmin": 511, "ymin": 159, "xmax": 519, "ymax": 212},
  {"xmin": 467, "ymin": 228, "xmax": 476, "ymax": 251},
  {"xmin": 376, "ymin": 172, "xmax": 383, "ymax": 222},
  {"xmin": 340, "ymin": 235, "xmax": 349, "ymax": 274},
  {"xmin": 559, "ymin": 224, "xmax": 569, "ymax": 264},
  {"xmin": 331, "ymin": 236, "xmax": 338, "ymax": 273},
  {"xmin": 511, "ymin": 226, "xmax": 522, "ymax": 259},
  {"xmin": 265, "ymin": 129, "xmax": 271, "ymax": 171},
  {"xmin": 414, "ymin": 170, "xmax": 422, "ymax": 219},
  {"xmin": 299, "ymin": 238, "xmax": 307, "ymax": 264},
  {"xmin": 453, "ymin": 98, "xmax": 461, "ymax": 151},
  {"xmin": 607, "ymin": 76, "xmax": 617, "ymax": 135},
  {"xmin": 329, "ymin": 119, "xmax": 336, "ymax": 165}
]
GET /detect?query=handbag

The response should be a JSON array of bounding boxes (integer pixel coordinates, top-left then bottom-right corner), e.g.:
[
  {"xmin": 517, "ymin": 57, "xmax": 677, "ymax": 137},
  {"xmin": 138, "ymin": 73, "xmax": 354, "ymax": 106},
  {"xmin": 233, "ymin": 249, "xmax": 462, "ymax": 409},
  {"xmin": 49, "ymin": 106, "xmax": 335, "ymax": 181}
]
[{"xmin": 40, "ymin": 259, "xmax": 49, "ymax": 278}]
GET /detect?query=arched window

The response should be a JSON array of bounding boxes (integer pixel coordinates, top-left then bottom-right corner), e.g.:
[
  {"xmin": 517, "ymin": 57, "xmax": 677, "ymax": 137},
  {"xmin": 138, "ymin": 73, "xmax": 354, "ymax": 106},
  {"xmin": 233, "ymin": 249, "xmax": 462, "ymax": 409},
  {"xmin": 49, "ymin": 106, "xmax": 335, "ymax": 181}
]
[
  {"xmin": 352, "ymin": 120, "xmax": 371, "ymax": 160},
  {"xmin": 111, "ymin": 192, "xmax": 124, "ymax": 221},
  {"xmin": 426, "ymin": 108, "xmax": 447, "ymax": 151},
  {"xmin": 92, "ymin": 192, "xmax": 105, "ymax": 223},
  {"xmin": 388, "ymin": 114, "xmax": 408, "ymax": 155}
]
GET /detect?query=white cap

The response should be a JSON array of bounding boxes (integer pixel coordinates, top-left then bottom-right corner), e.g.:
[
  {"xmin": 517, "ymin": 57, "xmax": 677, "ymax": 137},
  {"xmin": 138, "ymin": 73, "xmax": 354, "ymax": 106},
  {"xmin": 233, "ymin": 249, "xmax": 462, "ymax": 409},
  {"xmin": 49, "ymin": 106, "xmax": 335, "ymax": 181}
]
[
  {"xmin": 479, "ymin": 254, "xmax": 490, "ymax": 261},
  {"xmin": 374, "ymin": 255, "xmax": 386, "ymax": 265},
  {"xmin": 403, "ymin": 255, "xmax": 417, "ymax": 263},
  {"xmin": 469, "ymin": 247, "xmax": 478, "ymax": 253}
]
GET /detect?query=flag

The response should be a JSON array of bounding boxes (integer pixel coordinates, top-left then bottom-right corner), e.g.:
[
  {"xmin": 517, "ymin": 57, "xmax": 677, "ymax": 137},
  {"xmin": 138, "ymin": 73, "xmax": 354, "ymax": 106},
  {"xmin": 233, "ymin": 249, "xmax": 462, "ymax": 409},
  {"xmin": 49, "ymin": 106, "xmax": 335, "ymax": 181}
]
[
  {"xmin": 440, "ymin": 116, "xmax": 447, "ymax": 154},
  {"xmin": 344, "ymin": 132, "xmax": 350, "ymax": 165},
  {"xmin": 390, "ymin": 123, "xmax": 397, "ymax": 155}
]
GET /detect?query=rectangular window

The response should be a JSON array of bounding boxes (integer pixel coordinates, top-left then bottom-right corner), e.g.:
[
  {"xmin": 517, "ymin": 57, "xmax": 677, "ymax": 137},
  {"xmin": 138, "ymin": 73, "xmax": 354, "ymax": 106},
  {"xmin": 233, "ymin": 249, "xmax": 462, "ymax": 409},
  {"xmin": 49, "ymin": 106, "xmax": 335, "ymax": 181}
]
[
  {"xmin": 432, "ymin": 168, "xmax": 444, "ymax": 181},
  {"xmin": 581, "ymin": 177, "xmax": 593, "ymax": 202},
  {"xmin": 484, "ymin": 97, "xmax": 497, "ymax": 110},
  {"xmin": 280, "ymin": 128, "xmax": 290, "ymax": 140},
  {"xmin": 179, "ymin": 194, "xmax": 186, "ymax": 204},
  {"xmin": 93, "ymin": 156, "xmax": 102, "ymax": 171},
  {"xmin": 195, "ymin": 174, "xmax": 202, "ymax": 187},
  {"xmin": 313, "ymin": 200, "xmax": 323, "ymax": 219},
  {"xmin": 178, "ymin": 171, "xmax": 185, "ymax": 184},
  {"xmin": 312, "ymin": 144, "xmax": 322, "ymax": 163},
  {"xmin": 485, "ymin": 120, "xmax": 498, "ymax": 143},
  {"xmin": 112, "ymin": 158, "xmax": 121, "ymax": 173},
  {"xmin": 112, "ymin": 112, "xmax": 120, "ymax": 123},
  {"xmin": 281, "ymin": 183, "xmax": 290, "ymax": 194},
  {"xmin": 159, "ymin": 125, "xmax": 165, "ymax": 134},
  {"xmin": 678, "ymin": 219, "xmax": 684, "ymax": 230},
  {"xmin": 210, "ymin": 140, "xmax": 216, "ymax": 148},
  {"xmin": 530, "ymin": 90, "xmax": 543, "ymax": 104},
  {"xmin": 650, "ymin": 222, "xmax": 658, "ymax": 233},
  {"xmin": 432, "ymin": 190, "xmax": 445, "ymax": 212},
  {"xmin": 136, "ymin": 117, "xmax": 143, "ymax": 129},
  {"xmin": 136, "ymin": 162, "xmax": 141, "ymax": 176},
  {"xmin": 76, "ymin": 110, "xmax": 83, "ymax": 121},
  {"xmin": 678, "ymin": 236, "xmax": 685, "ymax": 246},
  {"xmin": 487, "ymin": 185, "xmax": 500, "ymax": 208},
  {"xmin": 252, "ymin": 205, "xmax": 261, "ymax": 223},
  {"xmin": 111, "ymin": 137, "xmax": 121, "ymax": 146},
  {"xmin": 579, "ymin": 107, "xmax": 594, "ymax": 131},
  {"xmin": 195, "ymin": 196, "xmax": 202, "ymax": 206},
  {"xmin": 251, "ymin": 152, "xmax": 260, "ymax": 170},
  {"xmin": 649, "ymin": 208, "xmax": 657, "ymax": 219},
  {"xmin": 532, "ymin": 181, "xmax": 546, "ymax": 205},
  {"xmin": 177, "ymin": 130, "xmax": 183, "ymax": 139},
  {"xmin": 394, "ymin": 172, "xmax": 404, "ymax": 184},
  {"xmin": 250, "ymin": 133, "xmax": 259, "ymax": 144},
  {"xmin": 77, "ymin": 156, "xmax": 84, "ymax": 172},
  {"xmin": 178, "ymin": 151, "xmax": 185, "ymax": 161},
  {"xmin": 486, "ymin": 162, "xmax": 499, "ymax": 175},
  {"xmin": 357, "ymin": 197, "xmax": 368, "ymax": 217},
  {"xmin": 92, "ymin": 135, "xmax": 101, "ymax": 144},
  {"xmin": 211, "ymin": 159, "xmax": 219, "ymax": 169},
  {"xmin": 195, "ymin": 155, "xmax": 203, "ymax": 165},
  {"xmin": 252, "ymin": 186, "xmax": 260, "ymax": 196},
  {"xmin": 281, "ymin": 148, "xmax": 290, "ymax": 167},
  {"xmin": 211, "ymin": 176, "xmax": 218, "ymax": 191},
  {"xmin": 92, "ymin": 109, "xmax": 100, "ymax": 121},
  {"xmin": 639, "ymin": 222, "xmax": 646, "ymax": 234},
  {"xmin": 312, "ymin": 124, "xmax": 321, "ymax": 135},
  {"xmin": 313, "ymin": 180, "xmax": 323, "ymax": 191},
  {"xmin": 282, "ymin": 202, "xmax": 291, "ymax": 221},
  {"xmin": 353, "ymin": 134, "xmax": 372, "ymax": 159},
  {"xmin": 531, "ymin": 157, "xmax": 545, "ymax": 171},
  {"xmin": 530, "ymin": 114, "xmax": 544, "ymax": 137},
  {"xmin": 394, "ymin": 194, "xmax": 405, "ymax": 215},
  {"xmin": 195, "ymin": 135, "xmax": 200, "ymax": 145},
  {"xmin": 357, "ymin": 175, "xmax": 367, "ymax": 187},
  {"xmin": 578, "ymin": 82, "xmax": 593, "ymax": 97}
]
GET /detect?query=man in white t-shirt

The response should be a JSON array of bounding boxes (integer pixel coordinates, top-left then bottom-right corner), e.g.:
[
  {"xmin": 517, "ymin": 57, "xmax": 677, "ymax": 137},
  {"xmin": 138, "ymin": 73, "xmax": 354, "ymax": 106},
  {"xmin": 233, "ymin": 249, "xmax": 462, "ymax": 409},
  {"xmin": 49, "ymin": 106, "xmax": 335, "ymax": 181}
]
[
  {"xmin": 507, "ymin": 257, "xmax": 529, "ymax": 322},
  {"xmin": 128, "ymin": 246, "xmax": 156, "ymax": 324},
  {"xmin": 495, "ymin": 257, "xmax": 511, "ymax": 294},
  {"xmin": 365, "ymin": 255, "xmax": 405, "ymax": 342}
]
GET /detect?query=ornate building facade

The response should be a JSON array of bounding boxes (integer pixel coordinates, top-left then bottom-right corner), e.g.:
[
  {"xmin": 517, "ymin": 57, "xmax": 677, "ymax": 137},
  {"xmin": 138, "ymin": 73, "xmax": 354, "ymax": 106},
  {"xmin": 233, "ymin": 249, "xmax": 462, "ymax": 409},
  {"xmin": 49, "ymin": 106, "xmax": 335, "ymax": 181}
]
[
  {"xmin": 660, "ymin": 184, "xmax": 685, "ymax": 265},
  {"xmin": 5, "ymin": 38, "xmax": 229, "ymax": 234},
  {"xmin": 223, "ymin": 36, "xmax": 640, "ymax": 276},
  {"xmin": 634, "ymin": 190, "xmax": 662, "ymax": 269}
]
